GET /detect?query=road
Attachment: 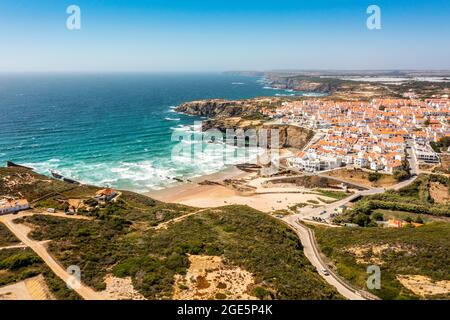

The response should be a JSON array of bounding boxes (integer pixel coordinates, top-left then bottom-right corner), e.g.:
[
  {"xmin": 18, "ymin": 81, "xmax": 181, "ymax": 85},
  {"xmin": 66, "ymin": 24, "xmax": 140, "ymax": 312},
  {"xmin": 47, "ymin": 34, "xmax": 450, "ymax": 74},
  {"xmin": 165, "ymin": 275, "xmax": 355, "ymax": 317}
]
[
  {"xmin": 0, "ymin": 212, "xmax": 103, "ymax": 300},
  {"xmin": 283, "ymin": 217, "xmax": 367, "ymax": 300},
  {"xmin": 282, "ymin": 174, "xmax": 417, "ymax": 300}
]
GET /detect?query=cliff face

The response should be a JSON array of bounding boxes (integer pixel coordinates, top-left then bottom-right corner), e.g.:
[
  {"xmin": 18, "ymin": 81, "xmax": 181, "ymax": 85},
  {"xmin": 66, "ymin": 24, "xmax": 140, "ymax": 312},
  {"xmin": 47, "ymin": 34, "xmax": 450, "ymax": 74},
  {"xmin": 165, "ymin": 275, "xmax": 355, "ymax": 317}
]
[
  {"xmin": 266, "ymin": 75, "xmax": 337, "ymax": 93},
  {"xmin": 175, "ymin": 99, "xmax": 313, "ymax": 149},
  {"xmin": 176, "ymin": 98, "xmax": 314, "ymax": 150},
  {"xmin": 189, "ymin": 117, "xmax": 313, "ymax": 149},
  {"xmin": 175, "ymin": 99, "xmax": 260, "ymax": 119},
  {"xmin": 261, "ymin": 124, "xmax": 314, "ymax": 149}
]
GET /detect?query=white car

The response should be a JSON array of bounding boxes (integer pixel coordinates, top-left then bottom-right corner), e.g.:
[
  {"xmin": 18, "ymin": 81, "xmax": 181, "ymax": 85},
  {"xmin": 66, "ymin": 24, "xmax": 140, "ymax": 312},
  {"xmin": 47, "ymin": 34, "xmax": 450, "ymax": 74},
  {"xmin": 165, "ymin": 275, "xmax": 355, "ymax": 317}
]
[{"xmin": 321, "ymin": 268, "xmax": 330, "ymax": 276}]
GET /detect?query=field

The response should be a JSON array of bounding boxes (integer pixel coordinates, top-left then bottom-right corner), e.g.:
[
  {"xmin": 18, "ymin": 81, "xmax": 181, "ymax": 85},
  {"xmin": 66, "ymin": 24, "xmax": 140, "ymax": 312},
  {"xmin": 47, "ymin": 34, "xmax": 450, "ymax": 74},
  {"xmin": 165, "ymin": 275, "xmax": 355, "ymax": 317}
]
[
  {"xmin": 322, "ymin": 168, "xmax": 397, "ymax": 188},
  {"xmin": 313, "ymin": 222, "xmax": 450, "ymax": 300},
  {"xmin": 17, "ymin": 205, "xmax": 341, "ymax": 300}
]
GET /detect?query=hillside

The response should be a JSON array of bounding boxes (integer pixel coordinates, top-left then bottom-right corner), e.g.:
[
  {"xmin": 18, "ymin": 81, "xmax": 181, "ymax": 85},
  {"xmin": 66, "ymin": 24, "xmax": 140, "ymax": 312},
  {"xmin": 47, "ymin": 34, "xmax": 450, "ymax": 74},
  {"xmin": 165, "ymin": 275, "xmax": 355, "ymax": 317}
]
[
  {"xmin": 1, "ymin": 167, "xmax": 340, "ymax": 299},
  {"xmin": 336, "ymin": 174, "xmax": 450, "ymax": 227},
  {"xmin": 313, "ymin": 222, "xmax": 450, "ymax": 300}
]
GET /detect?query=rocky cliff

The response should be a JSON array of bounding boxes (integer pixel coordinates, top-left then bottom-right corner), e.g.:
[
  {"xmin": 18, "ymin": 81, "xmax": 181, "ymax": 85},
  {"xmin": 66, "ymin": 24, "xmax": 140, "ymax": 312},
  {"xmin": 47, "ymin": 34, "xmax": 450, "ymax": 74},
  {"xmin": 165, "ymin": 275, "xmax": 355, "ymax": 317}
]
[
  {"xmin": 175, "ymin": 99, "xmax": 314, "ymax": 149},
  {"xmin": 175, "ymin": 99, "xmax": 263, "ymax": 119},
  {"xmin": 266, "ymin": 75, "xmax": 337, "ymax": 93}
]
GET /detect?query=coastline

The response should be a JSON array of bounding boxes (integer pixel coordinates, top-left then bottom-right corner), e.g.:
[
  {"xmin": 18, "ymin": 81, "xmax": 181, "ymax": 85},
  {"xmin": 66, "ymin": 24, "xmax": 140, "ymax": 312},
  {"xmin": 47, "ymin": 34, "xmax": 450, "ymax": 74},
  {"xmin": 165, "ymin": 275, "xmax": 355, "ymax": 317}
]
[
  {"xmin": 146, "ymin": 157, "xmax": 338, "ymax": 213},
  {"xmin": 146, "ymin": 165, "xmax": 252, "ymax": 202}
]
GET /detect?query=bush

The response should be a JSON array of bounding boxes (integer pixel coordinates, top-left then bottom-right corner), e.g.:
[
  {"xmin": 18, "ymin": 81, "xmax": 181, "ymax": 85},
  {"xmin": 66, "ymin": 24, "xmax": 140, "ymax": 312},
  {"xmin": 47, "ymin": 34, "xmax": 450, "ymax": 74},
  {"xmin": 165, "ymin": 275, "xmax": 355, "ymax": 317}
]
[
  {"xmin": 354, "ymin": 213, "xmax": 371, "ymax": 227},
  {"xmin": 415, "ymin": 216, "xmax": 424, "ymax": 224},
  {"xmin": 393, "ymin": 169, "xmax": 410, "ymax": 182},
  {"xmin": 368, "ymin": 172, "xmax": 382, "ymax": 182},
  {"xmin": 254, "ymin": 287, "xmax": 270, "ymax": 299},
  {"xmin": 0, "ymin": 252, "xmax": 40, "ymax": 270},
  {"xmin": 372, "ymin": 211, "xmax": 384, "ymax": 221}
]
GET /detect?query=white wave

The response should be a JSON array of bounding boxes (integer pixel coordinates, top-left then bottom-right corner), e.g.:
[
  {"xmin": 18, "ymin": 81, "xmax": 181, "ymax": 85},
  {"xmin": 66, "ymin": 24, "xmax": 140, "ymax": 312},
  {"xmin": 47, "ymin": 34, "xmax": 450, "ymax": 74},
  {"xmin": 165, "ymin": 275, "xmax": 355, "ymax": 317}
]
[
  {"xmin": 165, "ymin": 117, "xmax": 181, "ymax": 121},
  {"xmin": 275, "ymin": 93, "xmax": 295, "ymax": 97},
  {"xmin": 232, "ymin": 82, "xmax": 245, "ymax": 85}
]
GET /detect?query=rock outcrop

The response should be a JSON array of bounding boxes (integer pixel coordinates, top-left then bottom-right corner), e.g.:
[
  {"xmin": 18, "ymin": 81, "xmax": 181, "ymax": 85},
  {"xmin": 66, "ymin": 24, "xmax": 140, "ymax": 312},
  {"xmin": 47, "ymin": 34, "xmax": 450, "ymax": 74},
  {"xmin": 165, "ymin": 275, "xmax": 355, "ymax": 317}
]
[
  {"xmin": 175, "ymin": 98, "xmax": 314, "ymax": 149},
  {"xmin": 175, "ymin": 99, "xmax": 263, "ymax": 119}
]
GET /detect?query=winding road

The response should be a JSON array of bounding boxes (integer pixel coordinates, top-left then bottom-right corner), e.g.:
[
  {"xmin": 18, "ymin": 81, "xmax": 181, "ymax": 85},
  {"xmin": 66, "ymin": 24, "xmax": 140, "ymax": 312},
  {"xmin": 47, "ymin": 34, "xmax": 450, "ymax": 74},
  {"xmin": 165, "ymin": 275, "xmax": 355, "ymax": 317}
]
[{"xmin": 282, "ymin": 174, "xmax": 418, "ymax": 300}]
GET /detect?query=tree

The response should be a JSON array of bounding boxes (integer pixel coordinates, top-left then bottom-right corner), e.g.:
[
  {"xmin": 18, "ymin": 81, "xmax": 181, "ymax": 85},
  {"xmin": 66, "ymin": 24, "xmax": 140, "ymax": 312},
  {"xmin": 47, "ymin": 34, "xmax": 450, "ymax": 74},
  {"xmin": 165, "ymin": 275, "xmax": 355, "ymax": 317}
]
[
  {"xmin": 372, "ymin": 211, "xmax": 384, "ymax": 221},
  {"xmin": 404, "ymin": 216, "xmax": 413, "ymax": 223},
  {"xmin": 368, "ymin": 172, "xmax": 381, "ymax": 182},
  {"xmin": 354, "ymin": 213, "xmax": 371, "ymax": 227},
  {"xmin": 393, "ymin": 169, "xmax": 410, "ymax": 182}
]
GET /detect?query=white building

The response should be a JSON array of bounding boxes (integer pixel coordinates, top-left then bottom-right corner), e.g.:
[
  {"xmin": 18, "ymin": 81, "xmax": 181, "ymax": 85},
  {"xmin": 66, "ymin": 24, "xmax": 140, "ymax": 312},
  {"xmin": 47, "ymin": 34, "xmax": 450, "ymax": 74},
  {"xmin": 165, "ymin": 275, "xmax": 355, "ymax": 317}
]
[{"xmin": 0, "ymin": 198, "xmax": 30, "ymax": 215}]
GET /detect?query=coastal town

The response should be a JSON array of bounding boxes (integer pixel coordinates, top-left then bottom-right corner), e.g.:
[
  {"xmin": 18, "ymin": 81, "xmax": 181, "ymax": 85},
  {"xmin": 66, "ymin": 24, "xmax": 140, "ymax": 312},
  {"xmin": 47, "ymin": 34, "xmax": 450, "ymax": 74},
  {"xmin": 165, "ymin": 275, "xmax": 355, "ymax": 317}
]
[
  {"xmin": 262, "ymin": 98, "xmax": 449, "ymax": 174},
  {"xmin": 1, "ymin": 89, "xmax": 449, "ymax": 302}
]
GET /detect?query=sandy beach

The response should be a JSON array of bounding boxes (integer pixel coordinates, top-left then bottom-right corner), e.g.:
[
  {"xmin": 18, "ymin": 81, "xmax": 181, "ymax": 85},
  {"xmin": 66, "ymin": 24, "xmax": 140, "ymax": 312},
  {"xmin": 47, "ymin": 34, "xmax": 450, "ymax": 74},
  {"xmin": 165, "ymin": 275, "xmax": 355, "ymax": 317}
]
[{"xmin": 147, "ymin": 165, "xmax": 333, "ymax": 212}]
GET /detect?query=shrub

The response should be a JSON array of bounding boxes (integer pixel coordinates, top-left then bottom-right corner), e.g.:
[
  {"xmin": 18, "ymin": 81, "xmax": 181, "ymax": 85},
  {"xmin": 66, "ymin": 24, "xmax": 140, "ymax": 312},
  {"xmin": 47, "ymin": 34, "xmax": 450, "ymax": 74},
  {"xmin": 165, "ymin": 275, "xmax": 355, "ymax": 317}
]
[
  {"xmin": 0, "ymin": 252, "xmax": 40, "ymax": 270},
  {"xmin": 372, "ymin": 211, "xmax": 384, "ymax": 221},
  {"xmin": 393, "ymin": 169, "xmax": 410, "ymax": 182},
  {"xmin": 368, "ymin": 172, "xmax": 382, "ymax": 182}
]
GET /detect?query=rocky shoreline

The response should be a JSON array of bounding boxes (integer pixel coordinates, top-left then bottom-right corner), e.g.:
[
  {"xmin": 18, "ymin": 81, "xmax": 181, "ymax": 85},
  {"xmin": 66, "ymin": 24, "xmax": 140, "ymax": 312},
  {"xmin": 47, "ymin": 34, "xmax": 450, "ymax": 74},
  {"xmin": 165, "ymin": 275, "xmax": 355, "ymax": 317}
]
[{"xmin": 175, "ymin": 98, "xmax": 314, "ymax": 149}]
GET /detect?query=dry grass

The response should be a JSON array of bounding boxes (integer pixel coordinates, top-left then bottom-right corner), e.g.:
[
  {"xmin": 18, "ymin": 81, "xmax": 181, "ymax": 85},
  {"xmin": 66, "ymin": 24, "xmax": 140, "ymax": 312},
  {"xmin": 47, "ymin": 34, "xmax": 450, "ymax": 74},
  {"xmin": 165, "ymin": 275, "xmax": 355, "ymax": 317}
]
[
  {"xmin": 397, "ymin": 275, "xmax": 450, "ymax": 297},
  {"xmin": 172, "ymin": 255, "xmax": 257, "ymax": 300}
]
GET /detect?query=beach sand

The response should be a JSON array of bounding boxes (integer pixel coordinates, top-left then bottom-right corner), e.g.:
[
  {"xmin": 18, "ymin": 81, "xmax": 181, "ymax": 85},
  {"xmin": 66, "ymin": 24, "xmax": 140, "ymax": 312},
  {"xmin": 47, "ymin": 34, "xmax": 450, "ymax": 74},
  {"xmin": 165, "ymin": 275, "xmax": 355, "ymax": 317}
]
[{"xmin": 147, "ymin": 166, "xmax": 329, "ymax": 213}]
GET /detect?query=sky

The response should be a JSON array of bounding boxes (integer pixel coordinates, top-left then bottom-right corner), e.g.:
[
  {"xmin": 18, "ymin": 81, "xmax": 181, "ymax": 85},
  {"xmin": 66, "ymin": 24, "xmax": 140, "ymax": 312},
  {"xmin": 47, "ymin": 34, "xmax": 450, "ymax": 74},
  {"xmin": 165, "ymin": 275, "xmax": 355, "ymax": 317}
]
[{"xmin": 0, "ymin": 0, "xmax": 449, "ymax": 72}]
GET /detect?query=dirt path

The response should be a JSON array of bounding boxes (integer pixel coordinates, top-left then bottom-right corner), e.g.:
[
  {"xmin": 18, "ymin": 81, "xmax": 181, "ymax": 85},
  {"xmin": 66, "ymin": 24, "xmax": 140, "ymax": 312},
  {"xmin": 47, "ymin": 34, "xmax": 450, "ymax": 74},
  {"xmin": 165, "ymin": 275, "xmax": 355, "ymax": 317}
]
[
  {"xmin": 154, "ymin": 208, "xmax": 209, "ymax": 230},
  {"xmin": 0, "ymin": 212, "xmax": 103, "ymax": 300},
  {"xmin": 0, "ymin": 243, "xmax": 28, "ymax": 250}
]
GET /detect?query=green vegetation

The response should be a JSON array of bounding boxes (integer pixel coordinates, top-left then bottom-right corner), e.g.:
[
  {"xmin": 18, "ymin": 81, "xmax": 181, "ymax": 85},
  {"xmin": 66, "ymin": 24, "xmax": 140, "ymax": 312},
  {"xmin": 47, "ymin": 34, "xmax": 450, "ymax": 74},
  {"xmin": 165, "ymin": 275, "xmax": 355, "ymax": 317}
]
[
  {"xmin": 19, "ymin": 205, "xmax": 341, "ymax": 300},
  {"xmin": 0, "ymin": 222, "xmax": 20, "ymax": 247},
  {"xmin": 393, "ymin": 160, "xmax": 411, "ymax": 182},
  {"xmin": 0, "ymin": 167, "xmax": 98, "ymax": 202},
  {"xmin": 0, "ymin": 248, "xmax": 81, "ymax": 300},
  {"xmin": 287, "ymin": 203, "xmax": 308, "ymax": 212},
  {"xmin": 368, "ymin": 172, "xmax": 382, "ymax": 182},
  {"xmin": 430, "ymin": 136, "xmax": 450, "ymax": 153},
  {"xmin": 337, "ymin": 174, "xmax": 450, "ymax": 226},
  {"xmin": 313, "ymin": 222, "xmax": 450, "ymax": 300},
  {"xmin": 314, "ymin": 189, "xmax": 350, "ymax": 200}
]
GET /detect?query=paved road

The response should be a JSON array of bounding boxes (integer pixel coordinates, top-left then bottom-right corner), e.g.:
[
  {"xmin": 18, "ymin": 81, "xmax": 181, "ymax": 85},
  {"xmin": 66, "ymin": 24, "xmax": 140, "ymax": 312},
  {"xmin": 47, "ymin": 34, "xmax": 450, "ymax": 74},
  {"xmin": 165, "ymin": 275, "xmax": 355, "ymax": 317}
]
[
  {"xmin": 0, "ymin": 212, "xmax": 103, "ymax": 300},
  {"xmin": 283, "ymin": 217, "xmax": 367, "ymax": 300},
  {"xmin": 282, "ymin": 175, "xmax": 417, "ymax": 300}
]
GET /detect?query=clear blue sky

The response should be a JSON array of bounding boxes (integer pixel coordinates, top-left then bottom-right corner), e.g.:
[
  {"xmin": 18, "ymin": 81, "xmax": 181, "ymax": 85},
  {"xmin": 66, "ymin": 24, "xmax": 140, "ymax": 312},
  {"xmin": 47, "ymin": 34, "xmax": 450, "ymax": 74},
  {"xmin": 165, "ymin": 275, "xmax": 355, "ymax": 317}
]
[{"xmin": 0, "ymin": 0, "xmax": 449, "ymax": 71}]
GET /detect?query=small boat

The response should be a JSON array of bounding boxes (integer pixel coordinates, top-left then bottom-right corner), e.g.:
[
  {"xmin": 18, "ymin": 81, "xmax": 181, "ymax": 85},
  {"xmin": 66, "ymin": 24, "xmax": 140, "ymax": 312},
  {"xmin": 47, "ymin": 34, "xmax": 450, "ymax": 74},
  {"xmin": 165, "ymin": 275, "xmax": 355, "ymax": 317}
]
[
  {"xmin": 63, "ymin": 177, "xmax": 81, "ymax": 185},
  {"xmin": 50, "ymin": 170, "xmax": 63, "ymax": 179},
  {"xmin": 6, "ymin": 161, "xmax": 33, "ymax": 170}
]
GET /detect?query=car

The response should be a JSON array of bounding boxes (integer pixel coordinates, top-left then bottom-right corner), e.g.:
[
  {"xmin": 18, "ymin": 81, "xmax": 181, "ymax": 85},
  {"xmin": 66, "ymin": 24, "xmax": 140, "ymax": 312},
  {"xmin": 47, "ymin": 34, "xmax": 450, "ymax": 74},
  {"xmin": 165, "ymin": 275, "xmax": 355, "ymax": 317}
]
[
  {"xmin": 321, "ymin": 268, "xmax": 330, "ymax": 276},
  {"xmin": 320, "ymin": 210, "xmax": 327, "ymax": 215}
]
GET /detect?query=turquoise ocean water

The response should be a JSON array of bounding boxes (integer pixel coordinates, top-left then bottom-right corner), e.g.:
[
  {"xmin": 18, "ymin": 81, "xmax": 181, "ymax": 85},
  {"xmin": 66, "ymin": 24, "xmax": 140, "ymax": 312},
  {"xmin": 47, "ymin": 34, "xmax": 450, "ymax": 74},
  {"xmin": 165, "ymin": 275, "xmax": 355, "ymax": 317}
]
[{"xmin": 0, "ymin": 73, "xmax": 306, "ymax": 192}]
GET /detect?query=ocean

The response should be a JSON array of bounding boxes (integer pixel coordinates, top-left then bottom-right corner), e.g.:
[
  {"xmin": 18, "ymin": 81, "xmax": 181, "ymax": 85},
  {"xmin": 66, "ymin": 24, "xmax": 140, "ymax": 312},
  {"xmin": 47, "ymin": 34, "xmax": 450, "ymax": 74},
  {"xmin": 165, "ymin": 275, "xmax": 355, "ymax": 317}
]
[{"xmin": 0, "ymin": 73, "xmax": 302, "ymax": 192}]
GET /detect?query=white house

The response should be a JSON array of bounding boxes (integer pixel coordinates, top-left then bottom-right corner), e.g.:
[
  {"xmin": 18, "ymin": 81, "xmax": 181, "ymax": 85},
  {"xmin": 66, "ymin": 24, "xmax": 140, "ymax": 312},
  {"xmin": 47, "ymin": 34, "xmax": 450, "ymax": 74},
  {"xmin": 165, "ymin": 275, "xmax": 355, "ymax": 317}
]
[{"xmin": 0, "ymin": 198, "xmax": 30, "ymax": 215}]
